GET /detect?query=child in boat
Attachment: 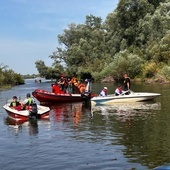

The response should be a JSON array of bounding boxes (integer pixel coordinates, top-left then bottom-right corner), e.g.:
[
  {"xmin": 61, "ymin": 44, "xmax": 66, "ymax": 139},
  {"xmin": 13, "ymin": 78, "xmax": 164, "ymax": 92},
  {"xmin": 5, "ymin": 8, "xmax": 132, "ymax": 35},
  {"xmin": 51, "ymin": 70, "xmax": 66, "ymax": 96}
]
[
  {"xmin": 10, "ymin": 96, "xmax": 21, "ymax": 107},
  {"xmin": 10, "ymin": 96, "xmax": 21, "ymax": 109}
]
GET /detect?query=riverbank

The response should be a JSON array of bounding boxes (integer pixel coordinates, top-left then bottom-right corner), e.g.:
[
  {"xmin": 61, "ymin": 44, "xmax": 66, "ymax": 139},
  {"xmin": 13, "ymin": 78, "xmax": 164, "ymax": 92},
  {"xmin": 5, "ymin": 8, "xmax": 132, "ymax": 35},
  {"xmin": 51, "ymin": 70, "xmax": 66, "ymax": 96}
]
[
  {"xmin": 0, "ymin": 85, "xmax": 12, "ymax": 91},
  {"xmin": 101, "ymin": 75, "xmax": 170, "ymax": 84}
]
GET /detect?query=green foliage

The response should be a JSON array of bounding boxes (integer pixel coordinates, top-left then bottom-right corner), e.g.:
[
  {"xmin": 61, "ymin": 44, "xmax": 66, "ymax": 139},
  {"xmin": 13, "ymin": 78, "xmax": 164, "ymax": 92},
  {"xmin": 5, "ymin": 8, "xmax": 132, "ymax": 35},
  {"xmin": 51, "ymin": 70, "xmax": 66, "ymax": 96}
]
[
  {"xmin": 146, "ymin": 32, "xmax": 170, "ymax": 63},
  {"xmin": 34, "ymin": 0, "xmax": 170, "ymax": 82},
  {"xmin": 99, "ymin": 50, "xmax": 144, "ymax": 79},
  {"xmin": 35, "ymin": 60, "xmax": 63, "ymax": 79},
  {"xmin": 0, "ymin": 64, "xmax": 24, "ymax": 86},
  {"xmin": 142, "ymin": 61, "xmax": 160, "ymax": 78},
  {"xmin": 161, "ymin": 65, "xmax": 170, "ymax": 80}
]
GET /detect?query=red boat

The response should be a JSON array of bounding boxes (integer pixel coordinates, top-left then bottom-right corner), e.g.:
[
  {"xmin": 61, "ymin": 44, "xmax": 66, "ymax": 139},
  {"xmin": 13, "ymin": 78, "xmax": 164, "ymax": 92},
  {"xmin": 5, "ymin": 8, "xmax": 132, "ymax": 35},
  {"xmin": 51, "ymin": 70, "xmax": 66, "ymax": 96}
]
[
  {"xmin": 3, "ymin": 104, "xmax": 50, "ymax": 121},
  {"xmin": 32, "ymin": 82, "xmax": 96, "ymax": 103}
]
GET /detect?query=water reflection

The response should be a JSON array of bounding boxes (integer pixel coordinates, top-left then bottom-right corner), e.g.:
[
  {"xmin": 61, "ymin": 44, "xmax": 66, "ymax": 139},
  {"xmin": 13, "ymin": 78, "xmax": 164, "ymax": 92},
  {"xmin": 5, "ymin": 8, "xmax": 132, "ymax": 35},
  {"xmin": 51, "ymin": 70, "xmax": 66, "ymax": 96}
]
[
  {"xmin": 91, "ymin": 101, "xmax": 169, "ymax": 169},
  {"xmin": 49, "ymin": 102, "xmax": 92, "ymax": 125},
  {"xmin": 4, "ymin": 116, "xmax": 50, "ymax": 136},
  {"xmin": 92, "ymin": 101, "xmax": 161, "ymax": 116}
]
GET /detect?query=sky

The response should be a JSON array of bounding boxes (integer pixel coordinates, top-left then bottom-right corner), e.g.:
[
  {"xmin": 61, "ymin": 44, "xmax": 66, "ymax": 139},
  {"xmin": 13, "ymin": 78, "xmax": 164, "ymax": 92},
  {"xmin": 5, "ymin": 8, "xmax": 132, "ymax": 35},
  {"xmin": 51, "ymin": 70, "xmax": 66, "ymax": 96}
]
[{"xmin": 0, "ymin": 0, "xmax": 118, "ymax": 75}]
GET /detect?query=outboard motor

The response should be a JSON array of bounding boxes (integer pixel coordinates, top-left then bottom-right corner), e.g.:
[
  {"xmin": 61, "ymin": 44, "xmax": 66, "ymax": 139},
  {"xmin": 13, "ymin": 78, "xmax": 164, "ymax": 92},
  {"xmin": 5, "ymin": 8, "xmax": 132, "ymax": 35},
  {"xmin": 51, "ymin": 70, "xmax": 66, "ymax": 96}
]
[
  {"xmin": 81, "ymin": 90, "xmax": 91, "ymax": 103},
  {"xmin": 29, "ymin": 103, "xmax": 39, "ymax": 119},
  {"xmin": 81, "ymin": 81, "xmax": 92, "ymax": 103}
]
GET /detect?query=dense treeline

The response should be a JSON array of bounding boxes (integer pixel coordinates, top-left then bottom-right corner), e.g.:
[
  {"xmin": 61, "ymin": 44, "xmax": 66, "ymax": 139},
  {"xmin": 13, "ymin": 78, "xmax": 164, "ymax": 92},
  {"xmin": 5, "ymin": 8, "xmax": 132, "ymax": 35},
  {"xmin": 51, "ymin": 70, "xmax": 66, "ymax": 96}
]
[
  {"xmin": 0, "ymin": 64, "xmax": 24, "ymax": 88},
  {"xmin": 36, "ymin": 0, "xmax": 170, "ymax": 82}
]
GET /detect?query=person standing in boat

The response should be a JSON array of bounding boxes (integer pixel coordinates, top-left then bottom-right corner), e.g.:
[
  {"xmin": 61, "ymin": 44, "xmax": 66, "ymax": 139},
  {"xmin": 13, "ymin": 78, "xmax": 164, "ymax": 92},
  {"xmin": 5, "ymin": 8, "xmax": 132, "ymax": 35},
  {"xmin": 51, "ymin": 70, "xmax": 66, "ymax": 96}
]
[
  {"xmin": 58, "ymin": 76, "xmax": 66, "ymax": 92},
  {"xmin": 123, "ymin": 73, "xmax": 131, "ymax": 94},
  {"xmin": 99, "ymin": 87, "xmax": 108, "ymax": 96},
  {"xmin": 66, "ymin": 77, "xmax": 72, "ymax": 94},
  {"xmin": 71, "ymin": 76, "xmax": 78, "ymax": 94}
]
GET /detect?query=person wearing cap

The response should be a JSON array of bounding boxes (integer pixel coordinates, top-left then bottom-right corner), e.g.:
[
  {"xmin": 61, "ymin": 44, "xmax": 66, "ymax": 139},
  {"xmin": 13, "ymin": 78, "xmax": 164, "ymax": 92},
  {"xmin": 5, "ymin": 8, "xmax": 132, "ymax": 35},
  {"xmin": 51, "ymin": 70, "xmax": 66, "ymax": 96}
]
[
  {"xmin": 10, "ymin": 96, "xmax": 21, "ymax": 108},
  {"xmin": 99, "ymin": 87, "xmax": 108, "ymax": 96}
]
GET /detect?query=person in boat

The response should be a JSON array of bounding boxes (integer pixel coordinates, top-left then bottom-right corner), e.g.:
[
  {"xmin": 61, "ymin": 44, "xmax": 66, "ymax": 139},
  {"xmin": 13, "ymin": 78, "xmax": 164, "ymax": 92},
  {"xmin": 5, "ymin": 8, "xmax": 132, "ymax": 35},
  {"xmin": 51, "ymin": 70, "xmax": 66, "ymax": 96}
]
[
  {"xmin": 123, "ymin": 73, "xmax": 131, "ymax": 94},
  {"xmin": 99, "ymin": 87, "xmax": 108, "ymax": 96},
  {"xmin": 66, "ymin": 77, "xmax": 72, "ymax": 94},
  {"xmin": 58, "ymin": 76, "xmax": 67, "ymax": 92},
  {"xmin": 71, "ymin": 76, "xmax": 78, "ymax": 94},
  {"xmin": 10, "ymin": 96, "xmax": 21, "ymax": 108},
  {"xmin": 115, "ymin": 85, "xmax": 123, "ymax": 96},
  {"xmin": 22, "ymin": 93, "xmax": 34, "ymax": 110}
]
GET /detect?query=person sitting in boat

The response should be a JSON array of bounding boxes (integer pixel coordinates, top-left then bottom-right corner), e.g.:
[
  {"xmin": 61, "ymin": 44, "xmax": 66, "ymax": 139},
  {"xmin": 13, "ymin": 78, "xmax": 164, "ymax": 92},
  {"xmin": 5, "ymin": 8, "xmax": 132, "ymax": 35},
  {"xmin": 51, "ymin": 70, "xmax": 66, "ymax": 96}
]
[
  {"xmin": 10, "ymin": 96, "xmax": 21, "ymax": 109},
  {"xmin": 115, "ymin": 85, "xmax": 123, "ymax": 96},
  {"xmin": 99, "ymin": 87, "xmax": 108, "ymax": 96},
  {"xmin": 22, "ymin": 93, "xmax": 34, "ymax": 110}
]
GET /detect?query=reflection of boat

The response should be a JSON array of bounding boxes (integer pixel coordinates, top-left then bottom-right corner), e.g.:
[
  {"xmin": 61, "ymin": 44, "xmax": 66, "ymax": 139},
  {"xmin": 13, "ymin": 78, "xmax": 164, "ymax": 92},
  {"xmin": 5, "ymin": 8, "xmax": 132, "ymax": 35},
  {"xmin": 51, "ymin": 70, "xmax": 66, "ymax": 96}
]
[
  {"xmin": 4, "ymin": 116, "xmax": 28, "ymax": 126},
  {"xmin": 32, "ymin": 82, "xmax": 96, "ymax": 103},
  {"xmin": 3, "ymin": 103, "xmax": 50, "ymax": 121},
  {"xmin": 91, "ymin": 102, "xmax": 161, "ymax": 117},
  {"xmin": 49, "ymin": 102, "xmax": 92, "ymax": 124},
  {"xmin": 92, "ymin": 102, "xmax": 161, "ymax": 112},
  {"xmin": 4, "ymin": 116, "xmax": 39, "ymax": 135},
  {"xmin": 91, "ymin": 91, "xmax": 161, "ymax": 105}
]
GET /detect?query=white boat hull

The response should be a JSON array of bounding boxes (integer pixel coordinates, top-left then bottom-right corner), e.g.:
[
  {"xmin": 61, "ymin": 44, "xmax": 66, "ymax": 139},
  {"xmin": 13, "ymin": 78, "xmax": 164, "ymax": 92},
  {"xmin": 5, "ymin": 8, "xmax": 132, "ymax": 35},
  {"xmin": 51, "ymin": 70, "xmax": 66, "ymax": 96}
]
[
  {"xmin": 3, "ymin": 104, "xmax": 50, "ymax": 121},
  {"xmin": 91, "ymin": 92, "xmax": 161, "ymax": 105}
]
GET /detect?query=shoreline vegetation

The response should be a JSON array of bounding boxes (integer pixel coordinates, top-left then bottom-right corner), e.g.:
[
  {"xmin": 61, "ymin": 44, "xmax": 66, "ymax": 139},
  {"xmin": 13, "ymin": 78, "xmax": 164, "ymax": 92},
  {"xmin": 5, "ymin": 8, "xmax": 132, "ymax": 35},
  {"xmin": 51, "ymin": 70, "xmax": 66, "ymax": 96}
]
[
  {"xmin": 101, "ymin": 75, "xmax": 170, "ymax": 84},
  {"xmin": 0, "ymin": 75, "xmax": 169, "ymax": 92}
]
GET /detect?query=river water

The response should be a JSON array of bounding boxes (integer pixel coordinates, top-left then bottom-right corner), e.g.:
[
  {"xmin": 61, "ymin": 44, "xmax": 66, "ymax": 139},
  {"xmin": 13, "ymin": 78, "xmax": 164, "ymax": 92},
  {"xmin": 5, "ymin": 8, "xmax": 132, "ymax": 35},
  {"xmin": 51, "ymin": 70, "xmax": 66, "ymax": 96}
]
[{"xmin": 0, "ymin": 79, "xmax": 170, "ymax": 170}]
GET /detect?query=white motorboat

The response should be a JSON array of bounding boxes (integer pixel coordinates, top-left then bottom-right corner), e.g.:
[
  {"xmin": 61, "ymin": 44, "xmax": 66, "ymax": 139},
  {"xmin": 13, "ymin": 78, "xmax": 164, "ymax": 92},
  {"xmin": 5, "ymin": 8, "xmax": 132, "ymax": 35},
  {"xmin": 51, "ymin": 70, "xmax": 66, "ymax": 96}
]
[
  {"xmin": 91, "ymin": 90, "xmax": 161, "ymax": 105},
  {"xmin": 3, "ymin": 103, "xmax": 50, "ymax": 121}
]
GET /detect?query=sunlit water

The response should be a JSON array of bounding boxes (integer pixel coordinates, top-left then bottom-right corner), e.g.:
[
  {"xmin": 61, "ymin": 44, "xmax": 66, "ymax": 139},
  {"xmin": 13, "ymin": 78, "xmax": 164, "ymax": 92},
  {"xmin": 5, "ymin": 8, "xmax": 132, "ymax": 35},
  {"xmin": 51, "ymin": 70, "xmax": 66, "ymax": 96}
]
[{"xmin": 0, "ymin": 79, "xmax": 170, "ymax": 170}]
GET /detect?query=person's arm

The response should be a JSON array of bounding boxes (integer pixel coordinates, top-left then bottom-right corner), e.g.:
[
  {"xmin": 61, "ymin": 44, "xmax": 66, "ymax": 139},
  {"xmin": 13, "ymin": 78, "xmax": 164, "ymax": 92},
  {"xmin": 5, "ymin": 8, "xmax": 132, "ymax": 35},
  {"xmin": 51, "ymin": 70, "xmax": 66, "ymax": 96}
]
[
  {"xmin": 127, "ymin": 78, "xmax": 131, "ymax": 90},
  {"xmin": 127, "ymin": 82, "xmax": 130, "ymax": 90},
  {"xmin": 23, "ymin": 99, "xmax": 28, "ymax": 105}
]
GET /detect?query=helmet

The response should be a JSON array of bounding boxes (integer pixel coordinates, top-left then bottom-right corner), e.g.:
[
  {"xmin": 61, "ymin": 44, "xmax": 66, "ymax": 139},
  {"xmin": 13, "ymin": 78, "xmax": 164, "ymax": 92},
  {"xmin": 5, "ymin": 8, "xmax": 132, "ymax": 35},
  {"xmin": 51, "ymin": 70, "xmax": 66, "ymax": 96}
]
[{"xmin": 26, "ymin": 93, "xmax": 31, "ymax": 97}]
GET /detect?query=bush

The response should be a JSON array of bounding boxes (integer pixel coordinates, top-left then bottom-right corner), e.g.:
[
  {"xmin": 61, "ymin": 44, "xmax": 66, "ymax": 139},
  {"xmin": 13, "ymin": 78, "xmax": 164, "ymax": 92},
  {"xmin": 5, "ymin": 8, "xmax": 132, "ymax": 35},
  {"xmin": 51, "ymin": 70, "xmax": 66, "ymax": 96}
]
[
  {"xmin": 161, "ymin": 65, "xmax": 170, "ymax": 80},
  {"xmin": 142, "ymin": 62, "xmax": 159, "ymax": 78}
]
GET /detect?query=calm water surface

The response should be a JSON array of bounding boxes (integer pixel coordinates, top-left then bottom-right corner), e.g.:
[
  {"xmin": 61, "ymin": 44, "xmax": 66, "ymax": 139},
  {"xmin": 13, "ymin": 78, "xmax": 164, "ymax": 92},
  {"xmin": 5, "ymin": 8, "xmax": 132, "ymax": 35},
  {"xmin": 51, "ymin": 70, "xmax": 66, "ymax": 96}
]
[{"xmin": 0, "ymin": 79, "xmax": 170, "ymax": 170}]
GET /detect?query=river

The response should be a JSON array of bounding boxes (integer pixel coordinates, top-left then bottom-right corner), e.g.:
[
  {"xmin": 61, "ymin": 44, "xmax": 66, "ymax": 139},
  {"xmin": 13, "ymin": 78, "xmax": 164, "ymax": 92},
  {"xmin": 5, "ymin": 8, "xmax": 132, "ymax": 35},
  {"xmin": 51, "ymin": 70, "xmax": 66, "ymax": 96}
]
[{"xmin": 0, "ymin": 79, "xmax": 170, "ymax": 170}]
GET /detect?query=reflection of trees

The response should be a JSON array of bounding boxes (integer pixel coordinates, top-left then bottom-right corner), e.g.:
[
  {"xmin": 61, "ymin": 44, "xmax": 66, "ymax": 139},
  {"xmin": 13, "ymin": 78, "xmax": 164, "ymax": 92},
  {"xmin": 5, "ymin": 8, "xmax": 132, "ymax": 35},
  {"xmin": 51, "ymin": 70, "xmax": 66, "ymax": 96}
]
[
  {"xmin": 91, "ymin": 105, "xmax": 170, "ymax": 169},
  {"xmin": 49, "ymin": 102, "xmax": 170, "ymax": 169}
]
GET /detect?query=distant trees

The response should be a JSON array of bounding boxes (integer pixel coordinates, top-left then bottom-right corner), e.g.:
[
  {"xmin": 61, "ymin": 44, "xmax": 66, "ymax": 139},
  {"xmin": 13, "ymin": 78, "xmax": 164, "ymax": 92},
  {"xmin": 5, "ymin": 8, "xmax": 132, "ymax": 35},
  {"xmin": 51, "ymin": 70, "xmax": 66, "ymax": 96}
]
[
  {"xmin": 0, "ymin": 63, "xmax": 24, "ymax": 87},
  {"xmin": 35, "ymin": 60, "xmax": 63, "ymax": 79}
]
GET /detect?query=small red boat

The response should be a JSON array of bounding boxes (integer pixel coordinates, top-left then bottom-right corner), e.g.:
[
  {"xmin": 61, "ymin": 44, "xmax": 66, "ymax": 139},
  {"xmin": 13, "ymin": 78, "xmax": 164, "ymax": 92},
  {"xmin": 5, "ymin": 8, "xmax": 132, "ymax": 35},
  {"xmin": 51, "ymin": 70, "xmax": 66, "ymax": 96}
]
[
  {"xmin": 3, "ymin": 104, "xmax": 50, "ymax": 121},
  {"xmin": 32, "ymin": 82, "xmax": 96, "ymax": 103}
]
